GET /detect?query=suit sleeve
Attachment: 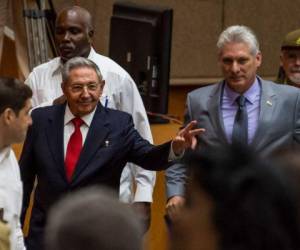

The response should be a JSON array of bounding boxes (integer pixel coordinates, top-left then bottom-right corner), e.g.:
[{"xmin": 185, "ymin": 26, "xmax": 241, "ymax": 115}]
[
  {"xmin": 165, "ymin": 95, "xmax": 192, "ymax": 199},
  {"xmin": 294, "ymin": 89, "xmax": 300, "ymax": 144},
  {"xmin": 118, "ymin": 73, "xmax": 156, "ymax": 202},
  {"xmin": 19, "ymin": 116, "xmax": 37, "ymax": 225},
  {"xmin": 124, "ymin": 115, "xmax": 172, "ymax": 171}
]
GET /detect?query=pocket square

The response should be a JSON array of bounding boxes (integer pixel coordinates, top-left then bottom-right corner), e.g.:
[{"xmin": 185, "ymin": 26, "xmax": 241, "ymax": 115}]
[{"xmin": 104, "ymin": 140, "xmax": 110, "ymax": 147}]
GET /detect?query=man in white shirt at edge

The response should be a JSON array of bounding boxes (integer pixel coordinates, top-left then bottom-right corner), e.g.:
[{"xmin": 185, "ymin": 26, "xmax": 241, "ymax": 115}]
[
  {"xmin": 0, "ymin": 77, "xmax": 33, "ymax": 250},
  {"xmin": 25, "ymin": 5, "xmax": 155, "ymax": 230}
]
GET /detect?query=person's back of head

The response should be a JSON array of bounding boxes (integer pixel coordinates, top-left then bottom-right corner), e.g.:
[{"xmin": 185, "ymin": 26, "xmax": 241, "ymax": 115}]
[
  {"xmin": 0, "ymin": 77, "xmax": 32, "ymax": 116},
  {"xmin": 171, "ymin": 144, "xmax": 300, "ymax": 250},
  {"xmin": 45, "ymin": 186, "xmax": 143, "ymax": 250}
]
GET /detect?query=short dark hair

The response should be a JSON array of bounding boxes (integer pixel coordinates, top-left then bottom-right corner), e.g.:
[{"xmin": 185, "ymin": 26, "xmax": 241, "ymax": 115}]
[
  {"xmin": 0, "ymin": 77, "xmax": 32, "ymax": 115},
  {"xmin": 45, "ymin": 186, "xmax": 143, "ymax": 250},
  {"xmin": 185, "ymin": 144, "xmax": 300, "ymax": 250}
]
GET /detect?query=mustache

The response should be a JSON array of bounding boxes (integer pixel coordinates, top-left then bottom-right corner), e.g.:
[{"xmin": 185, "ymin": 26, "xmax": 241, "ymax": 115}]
[{"xmin": 59, "ymin": 44, "xmax": 74, "ymax": 49}]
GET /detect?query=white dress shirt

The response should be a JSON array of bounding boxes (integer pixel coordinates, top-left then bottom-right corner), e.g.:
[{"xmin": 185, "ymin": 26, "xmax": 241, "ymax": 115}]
[
  {"xmin": 25, "ymin": 48, "xmax": 155, "ymax": 203},
  {"xmin": 63, "ymin": 105, "xmax": 95, "ymax": 157},
  {"xmin": 0, "ymin": 147, "xmax": 26, "ymax": 250}
]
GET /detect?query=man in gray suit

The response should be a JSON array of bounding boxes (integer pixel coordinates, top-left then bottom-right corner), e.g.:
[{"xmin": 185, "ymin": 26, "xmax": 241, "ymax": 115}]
[{"xmin": 165, "ymin": 25, "xmax": 300, "ymax": 220}]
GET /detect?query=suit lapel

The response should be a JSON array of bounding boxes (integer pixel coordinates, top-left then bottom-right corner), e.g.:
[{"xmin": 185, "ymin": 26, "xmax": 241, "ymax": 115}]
[
  {"xmin": 72, "ymin": 104, "xmax": 110, "ymax": 182},
  {"xmin": 251, "ymin": 78, "xmax": 277, "ymax": 147},
  {"xmin": 45, "ymin": 104, "xmax": 67, "ymax": 181},
  {"xmin": 207, "ymin": 82, "xmax": 228, "ymax": 144}
]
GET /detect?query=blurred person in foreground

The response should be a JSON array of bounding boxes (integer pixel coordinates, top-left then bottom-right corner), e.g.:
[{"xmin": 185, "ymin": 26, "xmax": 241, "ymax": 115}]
[
  {"xmin": 45, "ymin": 186, "xmax": 143, "ymax": 250},
  {"xmin": 170, "ymin": 145, "xmax": 300, "ymax": 250}
]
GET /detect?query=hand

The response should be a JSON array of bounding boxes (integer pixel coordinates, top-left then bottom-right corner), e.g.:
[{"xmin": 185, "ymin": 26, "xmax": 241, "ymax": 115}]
[
  {"xmin": 132, "ymin": 202, "xmax": 151, "ymax": 234},
  {"xmin": 172, "ymin": 120, "xmax": 205, "ymax": 155},
  {"xmin": 53, "ymin": 95, "xmax": 66, "ymax": 105},
  {"xmin": 166, "ymin": 196, "xmax": 186, "ymax": 221}
]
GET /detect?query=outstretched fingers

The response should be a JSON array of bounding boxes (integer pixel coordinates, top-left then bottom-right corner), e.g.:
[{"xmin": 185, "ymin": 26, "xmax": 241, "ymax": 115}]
[{"xmin": 179, "ymin": 120, "xmax": 198, "ymax": 136}]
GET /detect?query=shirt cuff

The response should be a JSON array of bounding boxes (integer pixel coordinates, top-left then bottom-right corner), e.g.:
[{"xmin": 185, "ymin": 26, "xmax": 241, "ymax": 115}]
[
  {"xmin": 133, "ymin": 184, "xmax": 154, "ymax": 202},
  {"xmin": 166, "ymin": 182, "xmax": 186, "ymax": 199},
  {"xmin": 169, "ymin": 141, "xmax": 185, "ymax": 160}
]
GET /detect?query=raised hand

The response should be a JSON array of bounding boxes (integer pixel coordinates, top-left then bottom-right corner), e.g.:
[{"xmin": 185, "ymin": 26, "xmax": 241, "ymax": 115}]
[{"xmin": 172, "ymin": 120, "xmax": 205, "ymax": 155}]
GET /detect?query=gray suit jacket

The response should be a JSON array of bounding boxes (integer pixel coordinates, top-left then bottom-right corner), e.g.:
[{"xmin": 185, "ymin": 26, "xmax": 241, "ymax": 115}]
[{"xmin": 166, "ymin": 77, "xmax": 300, "ymax": 198}]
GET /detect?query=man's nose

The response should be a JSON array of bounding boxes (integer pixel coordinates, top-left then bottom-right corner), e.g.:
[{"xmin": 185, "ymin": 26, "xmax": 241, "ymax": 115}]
[
  {"xmin": 81, "ymin": 86, "xmax": 91, "ymax": 97},
  {"xmin": 63, "ymin": 31, "xmax": 71, "ymax": 41},
  {"xmin": 231, "ymin": 61, "xmax": 240, "ymax": 73},
  {"xmin": 28, "ymin": 116, "xmax": 33, "ymax": 126},
  {"xmin": 295, "ymin": 56, "xmax": 300, "ymax": 65}
]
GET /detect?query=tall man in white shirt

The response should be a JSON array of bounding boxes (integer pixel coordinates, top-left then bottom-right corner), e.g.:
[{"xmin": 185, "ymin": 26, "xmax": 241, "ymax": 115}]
[
  {"xmin": 0, "ymin": 77, "xmax": 33, "ymax": 250},
  {"xmin": 25, "ymin": 6, "xmax": 155, "ymax": 229}
]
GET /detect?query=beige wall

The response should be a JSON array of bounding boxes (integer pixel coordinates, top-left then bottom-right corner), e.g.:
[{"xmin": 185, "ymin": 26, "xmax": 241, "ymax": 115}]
[{"xmin": 52, "ymin": 0, "xmax": 300, "ymax": 85}]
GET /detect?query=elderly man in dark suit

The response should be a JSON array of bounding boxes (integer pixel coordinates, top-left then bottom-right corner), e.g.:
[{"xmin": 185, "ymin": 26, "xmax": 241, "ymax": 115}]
[
  {"xmin": 166, "ymin": 25, "xmax": 300, "ymax": 220},
  {"xmin": 20, "ymin": 57, "xmax": 203, "ymax": 250}
]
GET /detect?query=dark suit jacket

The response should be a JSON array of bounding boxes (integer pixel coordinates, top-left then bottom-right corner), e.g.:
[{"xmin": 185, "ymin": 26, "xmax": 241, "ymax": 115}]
[
  {"xmin": 166, "ymin": 77, "xmax": 300, "ymax": 199},
  {"xmin": 20, "ymin": 103, "xmax": 171, "ymax": 250}
]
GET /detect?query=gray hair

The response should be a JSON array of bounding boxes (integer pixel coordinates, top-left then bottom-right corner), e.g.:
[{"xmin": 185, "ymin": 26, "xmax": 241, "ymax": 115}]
[
  {"xmin": 217, "ymin": 25, "xmax": 260, "ymax": 55},
  {"xmin": 45, "ymin": 186, "xmax": 143, "ymax": 250},
  {"xmin": 62, "ymin": 57, "xmax": 103, "ymax": 83}
]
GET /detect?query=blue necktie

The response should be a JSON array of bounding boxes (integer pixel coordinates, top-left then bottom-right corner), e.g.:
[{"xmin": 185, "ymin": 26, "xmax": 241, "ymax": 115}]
[{"xmin": 232, "ymin": 95, "xmax": 248, "ymax": 145}]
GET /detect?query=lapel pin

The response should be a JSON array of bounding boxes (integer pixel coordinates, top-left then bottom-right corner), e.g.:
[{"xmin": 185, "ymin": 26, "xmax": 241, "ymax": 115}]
[
  {"xmin": 105, "ymin": 140, "xmax": 110, "ymax": 147},
  {"xmin": 266, "ymin": 100, "xmax": 272, "ymax": 106}
]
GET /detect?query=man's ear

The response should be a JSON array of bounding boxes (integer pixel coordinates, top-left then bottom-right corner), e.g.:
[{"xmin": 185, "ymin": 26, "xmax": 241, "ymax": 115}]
[
  {"xmin": 88, "ymin": 29, "xmax": 94, "ymax": 43},
  {"xmin": 100, "ymin": 80, "xmax": 105, "ymax": 91},
  {"xmin": 280, "ymin": 52, "xmax": 284, "ymax": 67},
  {"xmin": 61, "ymin": 82, "xmax": 66, "ymax": 93},
  {"xmin": 2, "ymin": 108, "xmax": 16, "ymax": 125}
]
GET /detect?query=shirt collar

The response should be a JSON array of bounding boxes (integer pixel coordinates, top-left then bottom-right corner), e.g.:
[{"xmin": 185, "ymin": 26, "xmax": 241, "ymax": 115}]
[
  {"xmin": 51, "ymin": 58, "xmax": 64, "ymax": 77},
  {"xmin": 87, "ymin": 47, "xmax": 97, "ymax": 60},
  {"xmin": 224, "ymin": 77, "xmax": 261, "ymax": 105},
  {"xmin": 0, "ymin": 147, "xmax": 11, "ymax": 164},
  {"xmin": 64, "ymin": 104, "xmax": 97, "ymax": 127},
  {"xmin": 52, "ymin": 46, "xmax": 95, "ymax": 77}
]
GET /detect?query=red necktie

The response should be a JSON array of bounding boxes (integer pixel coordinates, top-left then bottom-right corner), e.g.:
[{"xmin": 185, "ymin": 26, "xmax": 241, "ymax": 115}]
[{"xmin": 65, "ymin": 117, "xmax": 84, "ymax": 181}]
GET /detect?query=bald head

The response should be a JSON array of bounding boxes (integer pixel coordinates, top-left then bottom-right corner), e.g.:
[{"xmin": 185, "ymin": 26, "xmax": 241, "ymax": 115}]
[
  {"xmin": 56, "ymin": 6, "xmax": 93, "ymax": 32},
  {"xmin": 55, "ymin": 6, "xmax": 94, "ymax": 62}
]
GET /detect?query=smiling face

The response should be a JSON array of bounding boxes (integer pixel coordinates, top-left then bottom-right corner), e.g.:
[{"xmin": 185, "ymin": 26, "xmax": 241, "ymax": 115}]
[
  {"xmin": 55, "ymin": 8, "xmax": 93, "ymax": 62},
  {"xmin": 219, "ymin": 42, "xmax": 262, "ymax": 93},
  {"xmin": 281, "ymin": 49, "xmax": 300, "ymax": 86},
  {"xmin": 62, "ymin": 67, "xmax": 104, "ymax": 117}
]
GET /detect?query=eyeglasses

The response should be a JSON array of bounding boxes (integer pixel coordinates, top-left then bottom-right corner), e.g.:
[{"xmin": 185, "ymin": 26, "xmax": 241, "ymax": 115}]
[{"xmin": 69, "ymin": 83, "xmax": 100, "ymax": 93}]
